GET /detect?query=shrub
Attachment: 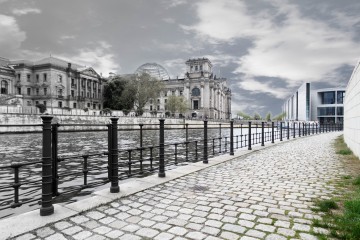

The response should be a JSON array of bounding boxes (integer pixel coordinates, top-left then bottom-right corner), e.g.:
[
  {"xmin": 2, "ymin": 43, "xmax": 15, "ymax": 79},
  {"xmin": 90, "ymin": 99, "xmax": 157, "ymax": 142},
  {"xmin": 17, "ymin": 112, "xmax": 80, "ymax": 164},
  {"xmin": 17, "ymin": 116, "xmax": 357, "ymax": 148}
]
[{"xmin": 36, "ymin": 103, "xmax": 47, "ymax": 113}]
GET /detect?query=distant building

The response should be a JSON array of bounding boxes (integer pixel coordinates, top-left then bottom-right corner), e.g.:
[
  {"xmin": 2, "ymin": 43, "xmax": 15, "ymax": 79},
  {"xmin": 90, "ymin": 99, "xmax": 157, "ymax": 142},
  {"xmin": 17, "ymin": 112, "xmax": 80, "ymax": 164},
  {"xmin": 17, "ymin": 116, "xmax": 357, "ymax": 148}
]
[
  {"xmin": 0, "ymin": 56, "xmax": 106, "ymax": 110},
  {"xmin": 135, "ymin": 58, "xmax": 232, "ymax": 119},
  {"xmin": 282, "ymin": 82, "xmax": 345, "ymax": 124}
]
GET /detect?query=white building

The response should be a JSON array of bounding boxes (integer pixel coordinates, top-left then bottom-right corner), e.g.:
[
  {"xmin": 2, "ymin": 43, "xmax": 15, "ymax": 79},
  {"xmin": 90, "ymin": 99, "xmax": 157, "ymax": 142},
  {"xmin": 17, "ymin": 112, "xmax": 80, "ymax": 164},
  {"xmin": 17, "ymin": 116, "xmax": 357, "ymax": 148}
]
[
  {"xmin": 136, "ymin": 58, "xmax": 232, "ymax": 119},
  {"xmin": 282, "ymin": 82, "xmax": 345, "ymax": 124}
]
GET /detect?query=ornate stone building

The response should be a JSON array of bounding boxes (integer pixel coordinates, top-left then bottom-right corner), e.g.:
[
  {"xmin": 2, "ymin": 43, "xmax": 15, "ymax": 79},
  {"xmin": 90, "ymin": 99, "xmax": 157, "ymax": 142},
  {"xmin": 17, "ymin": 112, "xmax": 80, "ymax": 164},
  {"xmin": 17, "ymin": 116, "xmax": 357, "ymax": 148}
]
[
  {"xmin": 0, "ymin": 56, "xmax": 106, "ymax": 110},
  {"xmin": 136, "ymin": 58, "xmax": 232, "ymax": 119}
]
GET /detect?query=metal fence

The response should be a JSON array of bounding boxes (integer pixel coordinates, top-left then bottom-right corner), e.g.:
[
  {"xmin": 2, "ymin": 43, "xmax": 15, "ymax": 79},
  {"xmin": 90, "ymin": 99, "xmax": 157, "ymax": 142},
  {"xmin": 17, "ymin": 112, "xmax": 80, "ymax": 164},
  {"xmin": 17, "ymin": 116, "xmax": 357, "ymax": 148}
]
[{"xmin": 0, "ymin": 117, "xmax": 343, "ymax": 217}]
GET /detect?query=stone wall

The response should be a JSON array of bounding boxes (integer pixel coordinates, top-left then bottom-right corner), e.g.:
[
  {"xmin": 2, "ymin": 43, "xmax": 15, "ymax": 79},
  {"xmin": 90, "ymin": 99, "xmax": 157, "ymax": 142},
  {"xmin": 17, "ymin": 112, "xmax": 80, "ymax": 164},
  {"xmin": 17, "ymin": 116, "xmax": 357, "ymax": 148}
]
[{"xmin": 344, "ymin": 61, "xmax": 360, "ymax": 158}]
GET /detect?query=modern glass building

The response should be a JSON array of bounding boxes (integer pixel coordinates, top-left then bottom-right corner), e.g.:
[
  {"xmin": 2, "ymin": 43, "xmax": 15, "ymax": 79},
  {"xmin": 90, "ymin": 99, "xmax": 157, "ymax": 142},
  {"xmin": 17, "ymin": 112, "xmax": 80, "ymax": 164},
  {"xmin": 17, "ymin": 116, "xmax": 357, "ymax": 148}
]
[{"xmin": 282, "ymin": 83, "xmax": 345, "ymax": 123}]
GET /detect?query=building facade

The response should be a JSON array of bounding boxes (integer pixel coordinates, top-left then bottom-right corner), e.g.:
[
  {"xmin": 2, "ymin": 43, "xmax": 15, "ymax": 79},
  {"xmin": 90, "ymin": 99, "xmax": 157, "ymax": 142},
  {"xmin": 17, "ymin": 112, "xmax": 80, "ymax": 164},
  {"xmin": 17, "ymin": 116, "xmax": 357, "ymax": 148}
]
[
  {"xmin": 282, "ymin": 82, "xmax": 345, "ymax": 123},
  {"xmin": 136, "ymin": 58, "xmax": 232, "ymax": 119},
  {"xmin": 0, "ymin": 57, "xmax": 106, "ymax": 110}
]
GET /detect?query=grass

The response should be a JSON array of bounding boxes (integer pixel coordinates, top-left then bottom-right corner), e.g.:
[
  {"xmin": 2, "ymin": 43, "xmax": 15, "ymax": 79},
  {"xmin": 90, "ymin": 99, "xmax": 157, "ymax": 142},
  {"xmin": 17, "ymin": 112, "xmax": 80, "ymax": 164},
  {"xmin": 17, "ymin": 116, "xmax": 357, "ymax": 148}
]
[{"xmin": 311, "ymin": 135, "xmax": 360, "ymax": 240}]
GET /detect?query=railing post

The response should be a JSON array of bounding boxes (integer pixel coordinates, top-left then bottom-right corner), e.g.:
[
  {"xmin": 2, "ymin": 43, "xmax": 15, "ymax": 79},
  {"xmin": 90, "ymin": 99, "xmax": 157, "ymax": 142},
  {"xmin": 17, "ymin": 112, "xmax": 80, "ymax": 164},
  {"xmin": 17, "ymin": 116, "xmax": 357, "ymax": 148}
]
[
  {"xmin": 139, "ymin": 124, "xmax": 143, "ymax": 173},
  {"xmin": 219, "ymin": 123, "xmax": 222, "ymax": 152},
  {"xmin": 110, "ymin": 117, "xmax": 119, "ymax": 193},
  {"xmin": 51, "ymin": 123, "xmax": 59, "ymax": 196},
  {"xmin": 248, "ymin": 122, "xmax": 252, "ymax": 150},
  {"xmin": 82, "ymin": 155, "xmax": 88, "ymax": 187},
  {"xmin": 293, "ymin": 122, "xmax": 296, "ymax": 138},
  {"xmin": 107, "ymin": 124, "xmax": 112, "ymax": 181},
  {"xmin": 271, "ymin": 122, "xmax": 275, "ymax": 143},
  {"xmin": 287, "ymin": 122, "xmax": 290, "ymax": 140},
  {"xmin": 303, "ymin": 122, "xmax": 305, "ymax": 136},
  {"xmin": 40, "ymin": 115, "xmax": 54, "ymax": 216},
  {"xmin": 316, "ymin": 123, "xmax": 318, "ymax": 134},
  {"xmin": 230, "ymin": 120, "xmax": 234, "ymax": 155},
  {"xmin": 299, "ymin": 122, "xmax": 301, "ymax": 137},
  {"xmin": 203, "ymin": 120, "xmax": 208, "ymax": 163},
  {"xmin": 261, "ymin": 122, "xmax": 265, "ymax": 146},
  {"xmin": 185, "ymin": 123, "xmax": 189, "ymax": 162},
  {"xmin": 280, "ymin": 122, "xmax": 283, "ymax": 141},
  {"xmin": 159, "ymin": 119, "xmax": 165, "ymax": 177}
]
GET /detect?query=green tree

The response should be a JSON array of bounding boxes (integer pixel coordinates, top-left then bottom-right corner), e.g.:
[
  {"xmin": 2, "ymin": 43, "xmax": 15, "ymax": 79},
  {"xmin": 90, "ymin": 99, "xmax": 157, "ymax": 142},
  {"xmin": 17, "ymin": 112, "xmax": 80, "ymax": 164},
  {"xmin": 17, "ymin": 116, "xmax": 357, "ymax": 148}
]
[
  {"xmin": 273, "ymin": 112, "xmax": 286, "ymax": 121},
  {"xmin": 237, "ymin": 111, "xmax": 252, "ymax": 120},
  {"xmin": 128, "ymin": 73, "xmax": 164, "ymax": 116},
  {"xmin": 103, "ymin": 76, "xmax": 136, "ymax": 114},
  {"xmin": 165, "ymin": 96, "xmax": 188, "ymax": 116},
  {"xmin": 253, "ymin": 112, "xmax": 262, "ymax": 120},
  {"xmin": 265, "ymin": 112, "xmax": 272, "ymax": 121}
]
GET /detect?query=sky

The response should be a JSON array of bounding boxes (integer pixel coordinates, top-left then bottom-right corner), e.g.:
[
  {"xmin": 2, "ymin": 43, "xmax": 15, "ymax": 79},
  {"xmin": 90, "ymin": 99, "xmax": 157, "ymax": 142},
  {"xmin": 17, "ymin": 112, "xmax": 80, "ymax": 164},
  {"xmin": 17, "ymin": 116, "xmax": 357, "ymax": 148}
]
[{"xmin": 1, "ymin": 0, "xmax": 359, "ymax": 117}]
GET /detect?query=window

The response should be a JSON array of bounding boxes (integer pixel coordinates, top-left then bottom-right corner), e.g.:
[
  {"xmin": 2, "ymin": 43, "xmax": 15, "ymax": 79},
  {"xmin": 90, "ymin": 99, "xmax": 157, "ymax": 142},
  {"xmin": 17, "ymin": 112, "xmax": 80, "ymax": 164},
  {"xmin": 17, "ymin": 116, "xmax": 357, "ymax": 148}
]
[
  {"xmin": 337, "ymin": 91, "xmax": 345, "ymax": 104},
  {"xmin": 87, "ymin": 103, "xmax": 90, "ymax": 108},
  {"xmin": 180, "ymin": 90, "xmax": 183, "ymax": 96},
  {"xmin": 58, "ymin": 101, "xmax": 62, "ymax": 108},
  {"xmin": 93, "ymin": 93, "xmax": 95, "ymax": 98},
  {"xmin": 320, "ymin": 91, "xmax": 335, "ymax": 104},
  {"xmin": 58, "ymin": 89, "xmax": 63, "ymax": 96},
  {"xmin": 157, "ymin": 99, "xmax": 160, "ymax": 104},
  {"xmin": 192, "ymin": 87, "xmax": 200, "ymax": 96},
  {"xmin": 71, "ymin": 78, "xmax": 75, "ymax": 86},
  {"xmin": 165, "ymin": 99, "xmax": 167, "ymax": 104},
  {"xmin": 81, "ymin": 91, "xmax": 84, "ymax": 97},
  {"xmin": 337, "ymin": 107, "xmax": 344, "ymax": 115},
  {"xmin": 71, "ymin": 90, "xmax": 74, "ymax": 97},
  {"xmin": 87, "ymin": 92, "xmax": 90, "ymax": 98},
  {"xmin": 73, "ymin": 103, "xmax": 77, "ymax": 108},
  {"xmin": 93, "ymin": 104, "xmax": 96, "ymax": 109},
  {"xmin": 27, "ymin": 101, "xmax": 31, "ymax": 106},
  {"xmin": 318, "ymin": 107, "xmax": 335, "ymax": 116},
  {"xmin": 27, "ymin": 74, "xmax": 31, "ymax": 82},
  {"xmin": 190, "ymin": 66, "xmax": 193, "ymax": 72},
  {"xmin": 58, "ymin": 75, "xmax": 62, "ymax": 83},
  {"xmin": 195, "ymin": 66, "xmax": 198, "ymax": 71},
  {"xmin": 150, "ymin": 99, "xmax": 153, "ymax": 104},
  {"xmin": 17, "ymin": 73, "xmax": 21, "ymax": 81},
  {"xmin": 27, "ymin": 88, "xmax": 31, "ymax": 95},
  {"xmin": 164, "ymin": 92, "xmax": 167, "ymax": 97},
  {"xmin": 35, "ymin": 101, "xmax": 39, "ymax": 105},
  {"xmin": 43, "ymin": 73, "xmax": 47, "ymax": 82},
  {"xmin": 193, "ymin": 100, "xmax": 199, "ymax": 110},
  {"xmin": 44, "ymin": 88, "xmax": 47, "ymax": 95},
  {"xmin": 36, "ymin": 74, "xmax": 39, "ymax": 82},
  {"xmin": 157, "ymin": 105, "xmax": 160, "ymax": 110},
  {"xmin": 17, "ymin": 87, "xmax": 21, "ymax": 94},
  {"xmin": 150, "ymin": 105, "xmax": 153, "ymax": 111},
  {"xmin": 36, "ymin": 88, "xmax": 39, "ymax": 95},
  {"xmin": 1, "ymin": 80, "xmax": 8, "ymax": 94},
  {"xmin": 200, "ymin": 65, "xmax": 203, "ymax": 71}
]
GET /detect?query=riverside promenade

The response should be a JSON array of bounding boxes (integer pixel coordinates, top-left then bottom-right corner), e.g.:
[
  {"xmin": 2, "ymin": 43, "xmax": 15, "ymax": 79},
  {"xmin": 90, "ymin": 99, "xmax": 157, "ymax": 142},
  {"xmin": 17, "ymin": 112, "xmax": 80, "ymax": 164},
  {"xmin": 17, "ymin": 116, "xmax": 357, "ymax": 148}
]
[{"xmin": 2, "ymin": 132, "xmax": 347, "ymax": 240}]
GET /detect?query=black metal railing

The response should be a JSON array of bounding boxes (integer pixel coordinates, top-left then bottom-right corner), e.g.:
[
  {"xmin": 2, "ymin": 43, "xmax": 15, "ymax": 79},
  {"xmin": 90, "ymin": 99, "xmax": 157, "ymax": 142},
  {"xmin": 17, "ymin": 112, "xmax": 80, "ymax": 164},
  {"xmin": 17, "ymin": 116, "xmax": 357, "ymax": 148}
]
[{"xmin": 0, "ymin": 118, "xmax": 343, "ymax": 217}]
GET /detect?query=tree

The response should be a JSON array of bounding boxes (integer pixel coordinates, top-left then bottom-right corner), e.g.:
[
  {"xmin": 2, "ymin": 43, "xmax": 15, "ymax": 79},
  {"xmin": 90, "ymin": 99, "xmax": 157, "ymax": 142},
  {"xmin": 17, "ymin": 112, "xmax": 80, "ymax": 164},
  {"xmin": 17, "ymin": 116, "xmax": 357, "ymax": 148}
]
[
  {"xmin": 165, "ymin": 96, "xmax": 188, "ymax": 116},
  {"xmin": 253, "ymin": 112, "xmax": 262, "ymax": 120},
  {"xmin": 128, "ymin": 73, "xmax": 164, "ymax": 116},
  {"xmin": 265, "ymin": 112, "xmax": 272, "ymax": 121},
  {"xmin": 103, "ymin": 76, "xmax": 135, "ymax": 110},
  {"xmin": 36, "ymin": 103, "xmax": 47, "ymax": 113},
  {"xmin": 273, "ymin": 112, "xmax": 286, "ymax": 121},
  {"xmin": 237, "ymin": 111, "xmax": 252, "ymax": 120}
]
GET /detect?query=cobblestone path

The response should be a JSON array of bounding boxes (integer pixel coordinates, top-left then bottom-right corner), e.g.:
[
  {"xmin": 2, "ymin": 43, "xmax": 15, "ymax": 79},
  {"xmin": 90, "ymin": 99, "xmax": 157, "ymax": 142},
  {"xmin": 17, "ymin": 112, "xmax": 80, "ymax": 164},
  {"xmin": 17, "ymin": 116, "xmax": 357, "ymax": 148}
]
[{"xmin": 14, "ymin": 132, "xmax": 347, "ymax": 240}]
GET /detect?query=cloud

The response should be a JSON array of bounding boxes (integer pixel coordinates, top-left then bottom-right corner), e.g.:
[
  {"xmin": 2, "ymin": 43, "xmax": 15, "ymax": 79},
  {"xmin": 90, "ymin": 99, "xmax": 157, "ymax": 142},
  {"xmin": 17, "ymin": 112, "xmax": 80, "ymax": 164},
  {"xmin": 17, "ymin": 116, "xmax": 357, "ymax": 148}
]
[
  {"xmin": 165, "ymin": 0, "xmax": 187, "ymax": 8},
  {"xmin": 12, "ymin": 8, "xmax": 41, "ymax": 16},
  {"xmin": 61, "ymin": 41, "xmax": 120, "ymax": 77},
  {"xmin": 0, "ymin": 15, "xmax": 26, "ymax": 57},
  {"xmin": 183, "ymin": 0, "xmax": 360, "ymax": 90}
]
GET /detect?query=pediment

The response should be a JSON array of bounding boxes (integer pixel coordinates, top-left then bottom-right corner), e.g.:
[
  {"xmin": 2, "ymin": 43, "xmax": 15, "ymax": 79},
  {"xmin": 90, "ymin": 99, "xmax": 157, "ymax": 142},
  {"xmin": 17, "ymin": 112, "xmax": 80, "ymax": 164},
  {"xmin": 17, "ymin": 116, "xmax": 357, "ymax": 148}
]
[{"xmin": 80, "ymin": 67, "xmax": 100, "ymax": 78}]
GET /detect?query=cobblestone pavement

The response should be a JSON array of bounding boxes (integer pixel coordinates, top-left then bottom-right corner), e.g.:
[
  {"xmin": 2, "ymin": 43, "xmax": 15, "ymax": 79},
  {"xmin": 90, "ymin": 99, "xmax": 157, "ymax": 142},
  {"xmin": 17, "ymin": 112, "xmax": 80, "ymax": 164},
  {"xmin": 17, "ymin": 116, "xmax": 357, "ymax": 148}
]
[{"xmin": 13, "ymin": 132, "xmax": 348, "ymax": 240}]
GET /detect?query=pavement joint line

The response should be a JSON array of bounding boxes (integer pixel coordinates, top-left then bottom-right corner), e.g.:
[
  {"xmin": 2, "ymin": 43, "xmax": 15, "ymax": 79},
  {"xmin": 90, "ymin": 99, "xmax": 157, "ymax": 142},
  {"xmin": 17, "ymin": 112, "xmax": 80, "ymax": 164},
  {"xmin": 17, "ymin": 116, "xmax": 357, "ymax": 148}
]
[{"xmin": 0, "ymin": 132, "xmax": 339, "ymax": 239}]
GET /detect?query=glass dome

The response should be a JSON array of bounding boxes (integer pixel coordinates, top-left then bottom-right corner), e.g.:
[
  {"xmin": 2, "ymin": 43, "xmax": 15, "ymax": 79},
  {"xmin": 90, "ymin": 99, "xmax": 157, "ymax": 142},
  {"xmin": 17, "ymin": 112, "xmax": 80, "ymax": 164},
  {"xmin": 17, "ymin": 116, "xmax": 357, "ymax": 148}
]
[{"xmin": 135, "ymin": 63, "xmax": 170, "ymax": 80}]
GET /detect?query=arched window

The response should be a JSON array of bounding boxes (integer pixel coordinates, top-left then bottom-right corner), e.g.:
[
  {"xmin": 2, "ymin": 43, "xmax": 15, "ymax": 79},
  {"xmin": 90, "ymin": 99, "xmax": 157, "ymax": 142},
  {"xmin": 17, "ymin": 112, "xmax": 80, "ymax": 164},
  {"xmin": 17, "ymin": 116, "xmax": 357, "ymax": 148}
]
[
  {"xmin": 1, "ymin": 80, "xmax": 9, "ymax": 94},
  {"xmin": 192, "ymin": 87, "xmax": 200, "ymax": 96}
]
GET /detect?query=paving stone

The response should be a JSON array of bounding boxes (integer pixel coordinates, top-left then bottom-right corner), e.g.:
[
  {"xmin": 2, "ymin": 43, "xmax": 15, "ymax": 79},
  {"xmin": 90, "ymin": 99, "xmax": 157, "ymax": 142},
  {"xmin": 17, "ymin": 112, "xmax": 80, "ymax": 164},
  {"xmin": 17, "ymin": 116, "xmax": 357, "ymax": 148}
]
[
  {"xmin": 245, "ymin": 229, "xmax": 266, "ymax": 238},
  {"xmin": 257, "ymin": 218, "xmax": 273, "ymax": 224},
  {"xmin": 135, "ymin": 228, "xmax": 159, "ymax": 238},
  {"xmin": 274, "ymin": 220, "xmax": 290, "ymax": 228},
  {"xmin": 73, "ymin": 231, "xmax": 93, "ymax": 240},
  {"xmin": 70, "ymin": 216, "xmax": 90, "ymax": 224},
  {"xmin": 222, "ymin": 223, "xmax": 246, "ymax": 234},
  {"xmin": 201, "ymin": 226, "xmax": 221, "ymax": 235},
  {"xmin": 185, "ymin": 231, "xmax": 207, "ymax": 240},
  {"xmin": 186, "ymin": 223, "xmax": 203, "ymax": 231},
  {"xmin": 239, "ymin": 237, "xmax": 258, "ymax": 240},
  {"xmin": 121, "ymin": 224, "xmax": 140, "ymax": 232},
  {"xmin": 105, "ymin": 230, "xmax": 124, "ymax": 239},
  {"xmin": 220, "ymin": 231, "xmax": 240, "ymax": 240},
  {"xmin": 299, "ymin": 233, "xmax": 318, "ymax": 240},
  {"xmin": 168, "ymin": 226, "xmax": 188, "ymax": 236},
  {"xmin": 62, "ymin": 226, "xmax": 83, "ymax": 235},
  {"xmin": 255, "ymin": 224, "xmax": 276, "ymax": 233},
  {"xmin": 167, "ymin": 218, "xmax": 188, "ymax": 226},
  {"xmin": 86, "ymin": 211, "xmax": 105, "ymax": 220},
  {"xmin": 138, "ymin": 219, "xmax": 156, "ymax": 227},
  {"xmin": 265, "ymin": 234, "xmax": 287, "ymax": 240},
  {"xmin": 15, "ymin": 234, "xmax": 36, "ymax": 240},
  {"xmin": 44, "ymin": 233, "xmax": 68, "ymax": 240},
  {"xmin": 54, "ymin": 221, "xmax": 73, "ymax": 230},
  {"xmin": 222, "ymin": 216, "xmax": 238, "ymax": 223},
  {"xmin": 126, "ymin": 216, "xmax": 142, "ymax": 223},
  {"xmin": 154, "ymin": 232, "xmax": 175, "ymax": 240},
  {"xmin": 239, "ymin": 213, "xmax": 257, "ymax": 221},
  {"xmin": 108, "ymin": 220, "xmax": 127, "ymax": 229},
  {"xmin": 36, "ymin": 227, "xmax": 54, "ymax": 238},
  {"xmin": 99, "ymin": 216, "xmax": 116, "ymax": 224},
  {"xmin": 238, "ymin": 219, "xmax": 255, "ymax": 228},
  {"xmin": 119, "ymin": 234, "xmax": 141, "ymax": 240},
  {"xmin": 277, "ymin": 227, "xmax": 296, "ymax": 237},
  {"xmin": 292, "ymin": 223, "xmax": 311, "ymax": 232},
  {"xmin": 189, "ymin": 216, "xmax": 207, "ymax": 224},
  {"xmin": 153, "ymin": 222, "xmax": 172, "ymax": 231}
]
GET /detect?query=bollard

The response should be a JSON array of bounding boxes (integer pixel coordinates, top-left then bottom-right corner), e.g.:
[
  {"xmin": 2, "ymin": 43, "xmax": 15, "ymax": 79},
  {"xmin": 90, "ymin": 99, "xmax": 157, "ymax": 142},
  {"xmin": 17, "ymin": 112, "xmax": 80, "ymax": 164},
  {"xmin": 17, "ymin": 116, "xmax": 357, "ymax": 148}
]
[
  {"xmin": 110, "ymin": 117, "xmax": 119, "ymax": 193},
  {"xmin": 159, "ymin": 119, "xmax": 165, "ymax": 177},
  {"xmin": 280, "ymin": 122, "xmax": 283, "ymax": 141},
  {"xmin": 40, "ymin": 115, "xmax": 54, "ymax": 216},
  {"xmin": 51, "ymin": 123, "xmax": 59, "ymax": 196},
  {"xmin": 272, "ymin": 122, "xmax": 275, "ymax": 143},
  {"xmin": 82, "ymin": 155, "xmax": 88, "ymax": 187},
  {"xmin": 107, "ymin": 124, "xmax": 112, "ymax": 181},
  {"xmin": 230, "ymin": 120, "xmax": 234, "ymax": 155},
  {"xmin": 203, "ymin": 120, "xmax": 208, "ymax": 163},
  {"xmin": 287, "ymin": 122, "xmax": 290, "ymax": 140},
  {"xmin": 261, "ymin": 122, "xmax": 265, "ymax": 146},
  {"xmin": 248, "ymin": 122, "xmax": 252, "ymax": 150},
  {"xmin": 185, "ymin": 123, "xmax": 189, "ymax": 162}
]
